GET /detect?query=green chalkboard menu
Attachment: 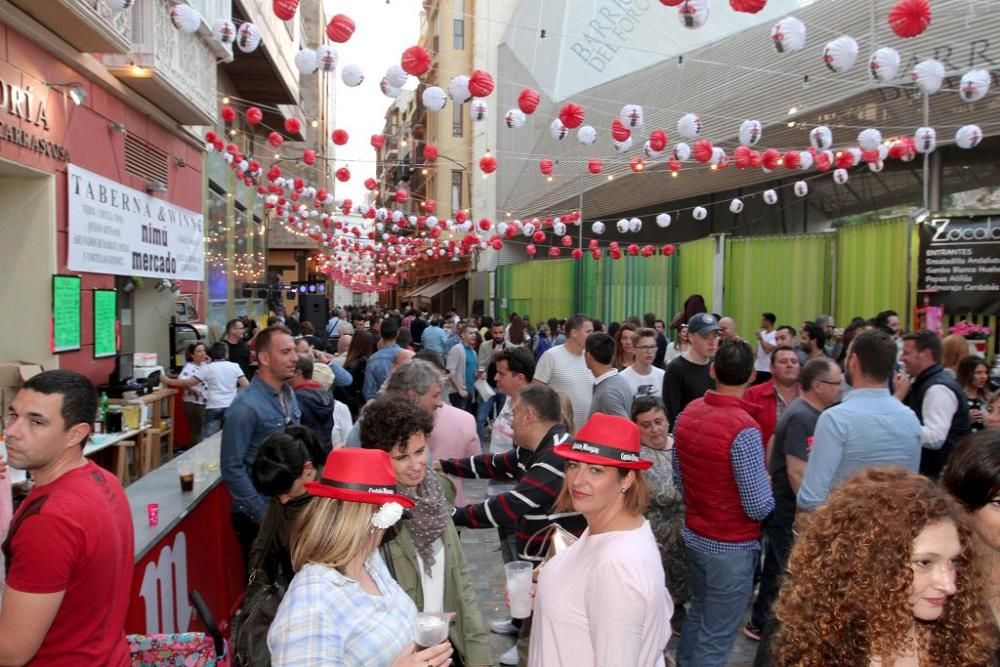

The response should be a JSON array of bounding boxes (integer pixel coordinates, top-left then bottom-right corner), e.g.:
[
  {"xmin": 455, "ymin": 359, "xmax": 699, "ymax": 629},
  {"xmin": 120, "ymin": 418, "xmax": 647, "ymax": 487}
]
[
  {"xmin": 52, "ymin": 275, "xmax": 81, "ymax": 353},
  {"xmin": 93, "ymin": 289, "xmax": 118, "ymax": 358}
]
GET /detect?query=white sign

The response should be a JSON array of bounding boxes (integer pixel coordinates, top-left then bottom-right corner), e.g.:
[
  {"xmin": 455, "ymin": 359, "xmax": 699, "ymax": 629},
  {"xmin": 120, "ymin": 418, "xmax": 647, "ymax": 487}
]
[{"xmin": 67, "ymin": 164, "xmax": 204, "ymax": 281}]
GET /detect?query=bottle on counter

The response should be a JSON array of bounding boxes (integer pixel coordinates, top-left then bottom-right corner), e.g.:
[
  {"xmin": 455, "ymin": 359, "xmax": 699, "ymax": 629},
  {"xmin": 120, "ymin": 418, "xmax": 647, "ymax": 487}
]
[{"xmin": 122, "ymin": 391, "xmax": 142, "ymax": 431}]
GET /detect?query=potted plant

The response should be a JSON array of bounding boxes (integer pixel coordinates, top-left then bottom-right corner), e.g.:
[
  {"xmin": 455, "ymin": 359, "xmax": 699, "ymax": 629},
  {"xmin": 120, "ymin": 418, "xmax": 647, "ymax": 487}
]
[{"xmin": 949, "ymin": 320, "xmax": 992, "ymax": 355}]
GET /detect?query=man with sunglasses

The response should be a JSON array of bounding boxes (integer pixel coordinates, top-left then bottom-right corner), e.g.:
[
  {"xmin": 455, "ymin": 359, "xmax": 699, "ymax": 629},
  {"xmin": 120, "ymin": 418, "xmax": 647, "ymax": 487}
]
[{"xmin": 663, "ymin": 313, "xmax": 720, "ymax": 428}]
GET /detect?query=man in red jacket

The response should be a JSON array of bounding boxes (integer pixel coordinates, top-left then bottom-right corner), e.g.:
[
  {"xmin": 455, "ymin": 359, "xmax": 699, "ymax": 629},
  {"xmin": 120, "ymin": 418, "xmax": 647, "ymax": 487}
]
[
  {"xmin": 743, "ymin": 345, "xmax": 801, "ymax": 452},
  {"xmin": 673, "ymin": 340, "xmax": 774, "ymax": 667}
]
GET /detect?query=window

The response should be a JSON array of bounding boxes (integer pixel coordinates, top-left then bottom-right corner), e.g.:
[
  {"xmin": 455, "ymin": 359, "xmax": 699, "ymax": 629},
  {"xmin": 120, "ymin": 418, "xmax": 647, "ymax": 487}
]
[
  {"xmin": 453, "ymin": 19, "xmax": 464, "ymax": 50},
  {"xmin": 451, "ymin": 170, "xmax": 463, "ymax": 213},
  {"xmin": 452, "ymin": 102, "xmax": 463, "ymax": 137}
]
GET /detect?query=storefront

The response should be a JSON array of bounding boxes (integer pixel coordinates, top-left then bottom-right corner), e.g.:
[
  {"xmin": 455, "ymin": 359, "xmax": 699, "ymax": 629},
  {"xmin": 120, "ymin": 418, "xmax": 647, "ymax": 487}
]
[{"xmin": 0, "ymin": 22, "xmax": 205, "ymax": 388}]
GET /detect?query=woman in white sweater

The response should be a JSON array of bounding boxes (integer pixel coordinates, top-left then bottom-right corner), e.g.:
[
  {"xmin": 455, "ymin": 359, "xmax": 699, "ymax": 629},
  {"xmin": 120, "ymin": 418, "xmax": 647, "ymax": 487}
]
[{"xmin": 529, "ymin": 413, "xmax": 673, "ymax": 667}]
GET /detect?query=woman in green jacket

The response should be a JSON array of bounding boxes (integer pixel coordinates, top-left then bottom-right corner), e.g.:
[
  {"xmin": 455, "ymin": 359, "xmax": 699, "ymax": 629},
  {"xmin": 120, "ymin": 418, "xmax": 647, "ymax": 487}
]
[{"xmin": 361, "ymin": 396, "xmax": 492, "ymax": 667}]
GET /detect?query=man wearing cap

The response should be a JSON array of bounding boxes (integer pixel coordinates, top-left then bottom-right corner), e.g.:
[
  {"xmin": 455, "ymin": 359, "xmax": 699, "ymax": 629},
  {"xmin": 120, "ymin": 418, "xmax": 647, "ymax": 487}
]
[
  {"xmin": 673, "ymin": 339, "xmax": 774, "ymax": 667},
  {"xmin": 662, "ymin": 312, "xmax": 720, "ymax": 428}
]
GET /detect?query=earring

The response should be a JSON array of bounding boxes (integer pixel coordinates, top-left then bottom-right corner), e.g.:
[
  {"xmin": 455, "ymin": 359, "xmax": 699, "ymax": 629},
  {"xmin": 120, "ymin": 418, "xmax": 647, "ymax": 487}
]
[{"xmin": 621, "ymin": 488, "xmax": 627, "ymax": 494}]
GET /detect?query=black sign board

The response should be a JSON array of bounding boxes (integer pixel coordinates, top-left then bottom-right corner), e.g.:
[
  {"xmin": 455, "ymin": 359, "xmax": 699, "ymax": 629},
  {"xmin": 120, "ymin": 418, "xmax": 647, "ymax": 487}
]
[{"xmin": 918, "ymin": 215, "xmax": 1000, "ymax": 315}]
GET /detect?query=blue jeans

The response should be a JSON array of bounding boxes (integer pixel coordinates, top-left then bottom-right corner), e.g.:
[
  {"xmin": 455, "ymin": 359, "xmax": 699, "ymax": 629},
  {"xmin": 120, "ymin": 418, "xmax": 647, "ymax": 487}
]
[
  {"xmin": 202, "ymin": 407, "xmax": 227, "ymax": 439},
  {"xmin": 676, "ymin": 546, "xmax": 757, "ymax": 667}
]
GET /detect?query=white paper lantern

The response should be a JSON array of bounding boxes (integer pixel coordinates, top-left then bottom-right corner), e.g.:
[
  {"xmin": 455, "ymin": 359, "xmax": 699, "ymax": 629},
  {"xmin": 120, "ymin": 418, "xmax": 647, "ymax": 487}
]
[
  {"xmin": 212, "ymin": 18, "xmax": 236, "ymax": 45},
  {"xmin": 794, "ymin": 181, "xmax": 809, "ymax": 197},
  {"xmin": 858, "ymin": 128, "xmax": 883, "ymax": 151},
  {"xmin": 496, "ymin": 222, "xmax": 509, "ymax": 236},
  {"xmin": 107, "ymin": 0, "xmax": 135, "ymax": 11},
  {"xmin": 448, "ymin": 75, "xmax": 471, "ymax": 103},
  {"xmin": 673, "ymin": 142, "xmax": 691, "ymax": 161},
  {"xmin": 679, "ymin": 0, "xmax": 710, "ymax": 29},
  {"xmin": 833, "ymin": 168, "xmax": 849, "ymax": 184},
  {"xmin": 878, "ymin": 145, "xmax": 889, "ymax": 161},
  {"xmin": 868, "ymin": 160, "xmax": 884, "ymax": 173},
  {"xmin": 868, "ymin": 47, "xmax": 900, "ymax": 83},
  {"xmin": 912, "ymin": 59, "xmax": 945, "ymax": 95},
  {"xmin": 643, "ymin": 141, "xmax": 664, "ymax": 159},
  {"xmin": 797, "ymin": 150, "xmax": 814, "ymax": 170},
  {"xmin": 553, "ymin": 221, "xmax": 567, "ymax": 236},
  {"xmin": 471, "ymin": 100, "xmax": 489, "ymax": 121},
  {"xmin": 523, "ymin": 222, "xmax": 536, "ymax": 236},
  {"xmin": 236, "ymin": 22, "xmax": 262, "ymax": 53},
  {"xmin": 955, "ymin": 124, "xmax": 983, "ymax": 149},
  {"xmin": 763, "ymin": 189, "xmax": 778, "ymax": 205},
  {"xmin": 656, "ymin": 213, "xmax": 672, "ymax": 228},
  {"xmin": 628, "ymin": 217, "xmax": 642, "ymax": 233},
  {"xmin": 960, "ymin": 69, "xmax": 991, "ymax": 102},
  {"xmin": 391, "ymin": 210, "xmax": 404, "ymax": 223},
  {"xmin": 809, "ymin": 125, "xmax": 833, "ymax": 150},
  {"xmin": 614, "ymin": 136, "xmax": 633, "ymax": 153},
  {"xmin": 739, "ymin": 120, "xmax": 762, "ymax": 146},
  {"xmin": 847, "ymin": 147, "xmax": 863, "ymax": 165},
  {"xmin": 315, "ymin": 45, "xmax": 338, "ymax": 72},
  {"xmin": 385, "ymin": 65, "xmax": 409, "ymax": 89},
  {"xmin": 426, "ymin": 215, "xmax": 439, "ymax": 228},
  {"xmin": 170, "ymin": 4, "xmax": 202, "ymax": 33},
  {"xmin": 620, "ymin": 104, "xmax": 644, "ymax": 129},
  {"xmin": 550, "ymin": 118, "xmax": 568, "ymax": 140},
  {"xmin": 771, "ymin": 16, "xmax": 806, "ymax": 53},
  {"xmin": 710, "ymin": 147, "xmax": 727, "ymax": 166},
  {"xmin": 294, "ymin": 48, "xmax": 318, "ymax": 74},
  {"xmin": 677, "ymin": 113, "xmax": 701, "ymax": 139},
  {"xmin": 729, "ymin": 198, "xmax": 744, "ymax": 214},
  {"xmin": 592, "ymin": 221, "xmax": 606, "ymax": 235},
  {"xmin": 577, "ymin": 125, "xmax": 597, "ymax": 145},
  {"xmin": 380, "ymin": 79, "xmax": 401, "ymax": 99},
  {"xmin": 914, "ymin": 127, "xmax": 936, "ymax": 154},
  {"xmin": 616, "ymin": 218, "xmax": 630, "ymax": 233},
  {"xmin": 376, "ymin": 207, "xmax": 388, "ymax": 220},
  {"xmin": 692, "ymin": 206, "xmax": 708, "ymax": 220},
  {"xmin": 823, "ymin": 36, "xmax": 859, "ymax": 73},
  {"xmin": 342, "ymin": 64, "xmax": 364, "ymax": 87},
  {"xmin": 504, "ymin": 108, "xmax": 526, "ymax": 129},
  {"xmin": 422, "ymin": 86, "xmax": 448, "ymax": 112}
]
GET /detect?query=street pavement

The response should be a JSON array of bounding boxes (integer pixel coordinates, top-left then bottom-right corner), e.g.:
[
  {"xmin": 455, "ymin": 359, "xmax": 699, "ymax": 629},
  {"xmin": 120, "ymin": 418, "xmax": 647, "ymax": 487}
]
[{"xmin": 457, "ymin": 477, "xmax": 759, "ymax": 666}]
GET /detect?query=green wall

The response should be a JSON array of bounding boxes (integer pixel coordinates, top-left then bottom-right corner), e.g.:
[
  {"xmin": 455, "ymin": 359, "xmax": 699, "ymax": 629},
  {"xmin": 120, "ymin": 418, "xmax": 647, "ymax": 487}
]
[
  {"xmin": 834, "ymin": 217, "xmax": 916, "ymax": 327},
  {"xmin": 677, "ymin": 236, "xmax": 715, "ymax": 313}
]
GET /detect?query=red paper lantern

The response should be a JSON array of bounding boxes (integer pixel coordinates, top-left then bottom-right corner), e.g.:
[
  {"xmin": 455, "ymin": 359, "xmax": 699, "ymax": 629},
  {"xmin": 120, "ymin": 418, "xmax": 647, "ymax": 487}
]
[
  {"xmin": 395, "ymin": 188, "xmax": 409, "ymax": 204},
  {"xmin": 572, "ymin": 248, "xmax": 584, "ymax": 260},
  {"xmin": 284, "ymin": 117, "xmax": 302, "ymax": 134},
  {"xmin": 221, "ymin": 105, "xmax": 236, "ymax": 123},
  {"xmin": 761, "ymin": 148, "xmax": 782, "ymax": 170},
  {"xmin": 267, "ymin": 131, "xmax": 283, "ymax": 147},
  {"xmin": 783, "ymin": 150, "xmax": 802, "ymax": 169},
  {"xmin": 490, "ymin": 238, "xmax": 503, "ymax": 250},
  {"xmin": 273, "ymin": 0, "xmax": 299, "ymax": 20},
  {"xmin": 342, "ymin": 199, "xmax": 352, "ymax": 214},
  {"xmin": 363, "ymin": 177, "xmax": 377, "ymax": 191},
  {"xmin": 468, "ymin": 69, "xmax": 495, "ymax": 97},
  {"xmin": 630, "ymin": 156, "xmax": 645, "ymax": 172},
  {"xmin": 454, "ymin": 210, "xmax": 468, "ymax": 223},
  {"xmin": 539, "ymin": 159, "xmax": 554, "ymax": 175},
  {"xmin": 627, "ymin": 244, "xmax": 639, "ymax": 256},
  {"xmin": 813, "ymin": 149, "xmax": 832, "ymax": 172},
  {"xmin": 326, "ymin": 14, "xmax": 355, "ymax": 42},
  {"xmin": 423, "ymin": 143, "xmax": 438, "ymax": 161},
  {"xmin": 661, "ymin": 244, "xmax": 676, "ymax": 256},
  {"xmin": 479, "ymin": 155, "xmax": 497, "ymax": 174},
  {"xmin": 561, "ymin": 235, "xmax": 573, "ymax": 247},
  {"xmin": 525, "ymin": 244, "xmax": 537, "ymax": 257},
  {"xmin": 692, "ymin": 139, "xmax": 714, "ymax": 163},
  {"xmin": 518, "ymin": 88, "xmax": 540, "ymax": 114},
  {"xmin": 659, "ymin": 0, "xmax": 684, "ymax": 5},
  {"xmin": 335, "ymin": 167, "xmax": 351, "ymax": 182},
  {"xmin": 370, "ymin": 134, "xmax": 385, "ymax": 149},
  {"xmin": 558, "ymin": 103, "xmax": 585, "ymax": 129},
  {"xmin": 862, "ymin": 149, "xmax": 881, "ymax": 163},
  {"xmin": 293, "ymin": 177, "xmax": 305, "ymax": 191},
  {"xmin": 424, "ymin": 199, "xmax": 437, "ymax": 214},
  {"xmin": 205, "ymin": 131, "xmax": 217, "ymax": 143},
  {"xmin": 591, "ymin": 249, "xmax": 602, "ymax": 260},
  {"xmin": 588, "ymin": 158, "xmax": 603, "ymax": 174},
  {"xmin": 888, "ymin": 0, "xmax": 931, "ymax": 38},
  {"xmin": 729, "ymin": 0, "xmax": 767, "ymax": 13},
  {"xmin": 533, "ymin": 230, "xmax": 546, "ymax": 243},
  {"xmin": 245, "ymin": 107, "xmax": 263, "ymax": 125},
  {"xmin": 332, "ymin": 128, "xmax": 349, "ymax": 145},
  {"xmin": 302, "ymin": 149, "xmax": 316, "ymax": 165},
  {"xmin": 649, "ymin": 129, "xmax": 668, "ymax": 152},
  {"xmin": 548, "ymin": 247, "xmax": 561, "ymax": 258},
  {"xmin": 401, "ymin": 45, "xmax": 431, "ymax": 76},
  {"xmin": 611, "ymin": 119, "xmax": 631, "ymax": 142},
  {"xmin": 734, "ymin": 145, "xmax": 752, "ymax": 169},
  {"xmin": 835, "ymin": 151, "xmax": 856, "ymax": 169},
  {"xmin": 478, "ymin": 218, "xmax": 492, "ymax": 231}
]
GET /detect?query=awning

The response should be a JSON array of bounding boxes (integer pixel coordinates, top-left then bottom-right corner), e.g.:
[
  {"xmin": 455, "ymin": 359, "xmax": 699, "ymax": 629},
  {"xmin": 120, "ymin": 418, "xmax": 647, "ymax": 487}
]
[{"xmin": 405, "ymin": 274, "xmax": 463, "ymax": 299}]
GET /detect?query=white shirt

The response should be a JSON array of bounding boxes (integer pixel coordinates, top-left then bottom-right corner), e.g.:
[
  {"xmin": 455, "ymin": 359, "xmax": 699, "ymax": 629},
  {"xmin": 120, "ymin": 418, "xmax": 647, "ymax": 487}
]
[
  {"xmin": 415, "ymin": 539, "xmax": 446, "ymax": 613},
  {"xmin": 490, "ymin": 397, "xmax": 515, "ymax": 454},
  {"xmin": 920, "ymin": 385, "xmax": 959, "ymax": 449},
  {"xmin": 330, "ymin": 400, "xmax": 354, "ymax": 446},
  {"xmin": 197, "ymin": 360, "xmax": 245, "ymax": 409},
  {"xmin": 178, "ymin": 361, "xmax": 207, "ymax": 405},
  {"xmin": 534, "ymin": 344, "xmax": 594, "ymax": 429},
  {"xmin": 619, "ymin": 365, "xmax": 665, "ymax": 399},
  {"xmin": 755, "ymin": 330, "xmax": 777, "ymax": 372}
]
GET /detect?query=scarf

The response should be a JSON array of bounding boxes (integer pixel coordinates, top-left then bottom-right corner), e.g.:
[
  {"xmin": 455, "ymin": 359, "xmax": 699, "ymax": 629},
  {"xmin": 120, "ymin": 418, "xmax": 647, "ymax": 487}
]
[{"xmin": 398, "ymin": 472, "xmax": 449, "ymax": 576}]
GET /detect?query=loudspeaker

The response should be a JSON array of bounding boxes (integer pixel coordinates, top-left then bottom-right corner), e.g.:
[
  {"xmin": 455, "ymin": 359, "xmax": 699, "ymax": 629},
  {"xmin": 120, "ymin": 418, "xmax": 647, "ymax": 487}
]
[{"xmin": 299, "ymin": 294, "xmax": 329, "ymax": 336}]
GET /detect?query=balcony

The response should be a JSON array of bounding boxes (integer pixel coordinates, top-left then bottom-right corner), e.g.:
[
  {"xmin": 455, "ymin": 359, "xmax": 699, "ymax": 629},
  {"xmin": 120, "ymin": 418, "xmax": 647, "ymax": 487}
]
[
  {"xmin": 96, "ymin": 0, "xmax": 225, "ymax": 126},
  {"xmin": 10, "ymin": 0, "xmax": 132, "ymax": 53}
]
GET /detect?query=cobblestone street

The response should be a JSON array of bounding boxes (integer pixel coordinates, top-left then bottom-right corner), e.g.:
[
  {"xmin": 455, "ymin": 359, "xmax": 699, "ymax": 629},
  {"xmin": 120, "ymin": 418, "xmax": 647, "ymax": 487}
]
[{"xmin": 457, "ymin": 478, "xmax": 759, "ymax": 666}]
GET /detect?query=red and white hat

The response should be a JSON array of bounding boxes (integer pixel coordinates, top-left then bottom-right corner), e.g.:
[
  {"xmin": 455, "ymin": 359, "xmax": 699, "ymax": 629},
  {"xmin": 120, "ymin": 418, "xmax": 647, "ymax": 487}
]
[
  {"xmin": 554, "ymin": 413, "xmax": 651, "ymax": 470},
  {"xmin": 305, "ymin": 448, "xmax": 415, "ymax": 508}
]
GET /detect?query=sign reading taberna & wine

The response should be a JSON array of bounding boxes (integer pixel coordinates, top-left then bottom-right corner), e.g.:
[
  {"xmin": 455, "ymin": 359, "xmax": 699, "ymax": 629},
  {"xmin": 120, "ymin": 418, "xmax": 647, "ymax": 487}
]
[
  {"xmin": 918, "ymin": 215, "xmax": 1000, "ymax": 314},
  {"xmin": 66, "ymin": 164, "xmax": 204, "ymax": 281}
]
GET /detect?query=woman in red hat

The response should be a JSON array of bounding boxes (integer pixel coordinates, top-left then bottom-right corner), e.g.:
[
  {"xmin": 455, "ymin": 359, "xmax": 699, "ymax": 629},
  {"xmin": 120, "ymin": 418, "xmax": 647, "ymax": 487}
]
[
  {"xmin": 529, "ymin": 413, "xmax": 673, "ymax": 666},
  {"xmin": 266, "ymin": 447, "xmax": 454, "ymax": 667}
]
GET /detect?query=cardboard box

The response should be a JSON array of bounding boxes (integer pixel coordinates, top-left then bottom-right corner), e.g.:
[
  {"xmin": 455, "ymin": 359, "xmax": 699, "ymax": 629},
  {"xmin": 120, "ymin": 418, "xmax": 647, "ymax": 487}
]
[{"xmin": 0, "ymin": 361, "xmax": 45, "ymax": 420}]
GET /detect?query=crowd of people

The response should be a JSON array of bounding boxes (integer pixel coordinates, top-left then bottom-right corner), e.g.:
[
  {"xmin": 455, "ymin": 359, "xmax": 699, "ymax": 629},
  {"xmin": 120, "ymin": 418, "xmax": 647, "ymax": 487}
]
[{"xmin": 2, "ymin": 296, "xmax": 1000, "ymax": 666}]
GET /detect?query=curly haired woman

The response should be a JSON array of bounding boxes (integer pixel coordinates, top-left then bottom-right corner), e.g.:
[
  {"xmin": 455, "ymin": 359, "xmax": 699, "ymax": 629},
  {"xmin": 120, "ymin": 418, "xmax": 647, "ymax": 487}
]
[{"xmin": 771, "ymin": 467, "xmax": 995, "ymax": 666}]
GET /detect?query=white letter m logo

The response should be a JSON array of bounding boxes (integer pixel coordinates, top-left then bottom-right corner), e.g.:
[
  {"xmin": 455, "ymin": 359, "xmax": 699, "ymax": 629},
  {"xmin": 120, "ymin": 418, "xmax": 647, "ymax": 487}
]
[{"xmin": 138, "ymin": 531, "xmax": 192, "ymax": 634}]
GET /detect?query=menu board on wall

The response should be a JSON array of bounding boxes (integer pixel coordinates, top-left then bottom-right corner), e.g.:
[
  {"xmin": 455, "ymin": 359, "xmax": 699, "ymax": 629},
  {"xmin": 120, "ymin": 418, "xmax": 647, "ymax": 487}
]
[
  {"xmin": 918, "ymin": 215, "xmax": 1000, "ymax": 314},
  {"xmin": 51, "ymin": 275, "xmax": 81, "ymax": 353},
  {"xmin": 93, "ymin": 289, "xmax": 118, "ymax": 358}
]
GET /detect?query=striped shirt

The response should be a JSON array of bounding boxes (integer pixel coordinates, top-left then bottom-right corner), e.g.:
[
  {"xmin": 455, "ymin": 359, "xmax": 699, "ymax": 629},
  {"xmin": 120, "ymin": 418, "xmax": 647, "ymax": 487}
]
[{"xmin": 441, "ymin": 424, "xmax": 587, "ymax": 562}]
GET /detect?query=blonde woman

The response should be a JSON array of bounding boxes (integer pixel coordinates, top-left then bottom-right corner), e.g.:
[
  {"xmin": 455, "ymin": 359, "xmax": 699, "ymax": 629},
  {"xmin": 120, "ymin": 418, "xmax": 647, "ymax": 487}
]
[
  {"xmin": 941, "ymin": 334, "xmax": 970, "ymax": 376},
  {"xmin": 267, "ymin": 448, "xmax": 454, "ymax": 667}
]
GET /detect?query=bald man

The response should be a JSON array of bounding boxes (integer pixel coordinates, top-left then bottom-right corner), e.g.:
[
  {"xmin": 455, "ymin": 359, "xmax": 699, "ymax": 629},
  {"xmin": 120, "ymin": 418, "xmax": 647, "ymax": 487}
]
[{"xmin": 719, "ymin": 317, "xmax": 739, "ymax": 342}]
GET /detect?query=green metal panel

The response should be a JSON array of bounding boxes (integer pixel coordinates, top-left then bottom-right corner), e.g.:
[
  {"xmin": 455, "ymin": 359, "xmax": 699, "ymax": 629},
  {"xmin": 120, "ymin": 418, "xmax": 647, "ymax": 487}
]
[
  {"xmin": 575, "ymin": 254, "xmax": 680, "ymax": 323},
  {"xmin": 678, "ymin": 236, "xmax": 715, "ymax": 313},
  {"xmin": 724, "ymin": 234, "xmax": 834, "ymax": 341},
  {"xmin": 495, "ymin": 259, "xmax": 575, "ymax": 322},
  {"xmin": 834, "ymin": 217, "xmax": 915, "ymax": 327}
]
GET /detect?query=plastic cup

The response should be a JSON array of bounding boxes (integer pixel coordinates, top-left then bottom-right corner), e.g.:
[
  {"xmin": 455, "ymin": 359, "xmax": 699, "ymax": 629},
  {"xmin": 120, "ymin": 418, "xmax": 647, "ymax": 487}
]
[
  {"xmin": 504, "ymin": 560, "xmax": 534, "ymax": 619},
  {"xmin": 193, "ymin": 453, "xmax": 207, "ymax": 482},
  {"xmin": 177, "ymin": 460, "xmax": 194, "ymax": 492},
  {"xmin": 147, "ymin": 503, "xmax": 159, "ymax": 526},
  {"xmin": 413, "ymin": 611, "xmax": 449, "ymax": 650}
]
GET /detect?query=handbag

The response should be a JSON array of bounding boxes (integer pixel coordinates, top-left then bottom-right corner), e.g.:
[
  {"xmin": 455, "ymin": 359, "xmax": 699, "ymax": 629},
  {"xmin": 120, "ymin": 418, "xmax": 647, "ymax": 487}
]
[
  {"xmin": 232, "ymin": 517, "xmax": 285, "ymax": 667},
  {"xmin": 523, "ymin": 523, "xmax": 579, "ymax": 568}
]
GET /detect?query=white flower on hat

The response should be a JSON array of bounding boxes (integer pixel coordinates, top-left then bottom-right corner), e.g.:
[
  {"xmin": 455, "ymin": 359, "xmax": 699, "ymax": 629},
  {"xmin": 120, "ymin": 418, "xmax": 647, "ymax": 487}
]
[{"xmin": 372, "ymin": 501, "xmax": 404, "ymax": 529}]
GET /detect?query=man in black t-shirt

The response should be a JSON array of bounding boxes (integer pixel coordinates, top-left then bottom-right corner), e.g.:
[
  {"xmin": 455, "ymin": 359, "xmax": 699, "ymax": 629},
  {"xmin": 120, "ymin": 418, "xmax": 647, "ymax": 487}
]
[
  {"xmin": 662, "ymin": 312, "xmax": 719, "ymax": 428},
  {"xmin": 223, "ymin": 318, "xmax": 253, "ymax": 379},
  {"xmin": 748, "ymin": 356, "xmax": 843, "ymax": 654}
]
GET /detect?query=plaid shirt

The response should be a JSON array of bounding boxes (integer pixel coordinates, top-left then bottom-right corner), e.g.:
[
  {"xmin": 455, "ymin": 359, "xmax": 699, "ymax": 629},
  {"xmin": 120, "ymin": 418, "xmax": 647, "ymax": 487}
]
[{"xmin": 267, "ymin": 553, "xmax": 417, "ymax": 667}]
